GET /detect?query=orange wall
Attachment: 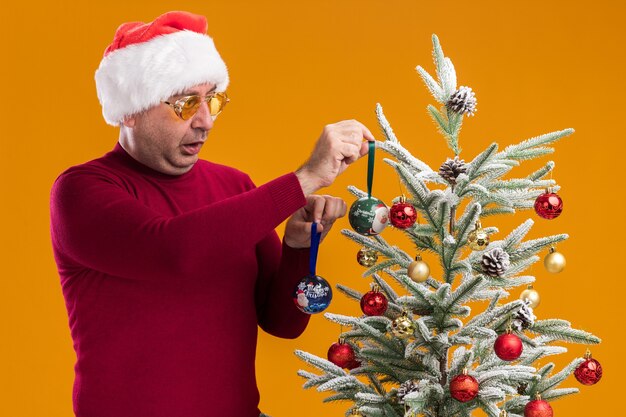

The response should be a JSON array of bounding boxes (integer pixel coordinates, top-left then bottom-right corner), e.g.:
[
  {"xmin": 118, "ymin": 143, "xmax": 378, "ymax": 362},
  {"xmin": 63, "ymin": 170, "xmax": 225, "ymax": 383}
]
[{"xmin": 0, "ymin": 1, "xmax": 620, "ymax": 416}]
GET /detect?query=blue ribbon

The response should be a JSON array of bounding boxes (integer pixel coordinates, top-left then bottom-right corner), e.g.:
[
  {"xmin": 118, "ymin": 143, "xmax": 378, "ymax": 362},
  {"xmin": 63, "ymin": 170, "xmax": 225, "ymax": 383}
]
[{"xmin": 309, "ymin": 222, "xmax": 322, "ymax": 276}]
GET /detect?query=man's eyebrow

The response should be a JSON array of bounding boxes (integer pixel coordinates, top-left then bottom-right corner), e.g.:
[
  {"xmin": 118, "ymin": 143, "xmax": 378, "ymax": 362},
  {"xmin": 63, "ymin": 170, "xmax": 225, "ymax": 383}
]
[{"xmin": 177, "ymin": 87, "xmax": 218, "ymax": 97}]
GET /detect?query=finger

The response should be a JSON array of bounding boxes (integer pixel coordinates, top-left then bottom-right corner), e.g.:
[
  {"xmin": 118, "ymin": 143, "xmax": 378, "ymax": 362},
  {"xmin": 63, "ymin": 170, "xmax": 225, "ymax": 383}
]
[
  {"xmin": 341, "ymin": 120, "xmax": 376, "ymax": 142},
  {"xmin": 300, "ymin": 220, "xmax": 323, "ymax": 246},
  {"xmin": 320, "ymin": 199, "xmax": 347, "ymax": 235},
  {"xmin": 340, "ymin": 142, "xmax": 362, "ymax": 165},
  {"xmin": 309, "ymin": 196, "xmax": 326, "ymax": 223},
  {"xmin": 330, "ymin": 197, "xmax": 347, "ymax": 220},
  {"xmin": 358, "ymin": 141, "xmax": 371, "ymax": 157},
  {"xmin": 310, "ymin": 220, "xmax": 325, "ymax": 237},
  {"xmin": 337, "ymin": 128, "xmax": 363, "ymax": 147},
  {"xmin": 337, "ymin": 198, "xmax": 347, "ymax": 218},
  {"xmin": 303, "ymin": 195, "xmax": 321, "ymax": 211},
  {"xmin": 320, "ymin": 196, "xmax": 340, "ymax": 224},
  {"xmin": 359, "ymin": 123, "xmax": 376, "ymax": 142}
]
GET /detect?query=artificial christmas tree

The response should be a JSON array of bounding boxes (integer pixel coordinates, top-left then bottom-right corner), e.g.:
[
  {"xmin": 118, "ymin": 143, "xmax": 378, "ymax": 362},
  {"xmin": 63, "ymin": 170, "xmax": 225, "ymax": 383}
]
[{"xmin": 295, "ymin": 35, "xmax": 600, "ymax": 417}]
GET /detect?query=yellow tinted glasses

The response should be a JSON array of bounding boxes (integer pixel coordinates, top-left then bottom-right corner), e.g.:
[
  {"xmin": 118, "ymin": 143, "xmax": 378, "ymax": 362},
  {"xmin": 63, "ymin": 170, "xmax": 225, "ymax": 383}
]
[{"xmin": 163, "ymin": 92, "xmax": 229, "ymax": 120}]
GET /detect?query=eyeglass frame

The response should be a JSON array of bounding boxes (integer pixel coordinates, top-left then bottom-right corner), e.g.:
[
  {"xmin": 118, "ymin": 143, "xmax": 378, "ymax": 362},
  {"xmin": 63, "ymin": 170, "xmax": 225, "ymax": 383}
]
[{"xmin": 163, "ymin": 91, "xmax": 230, "ymax": 120}]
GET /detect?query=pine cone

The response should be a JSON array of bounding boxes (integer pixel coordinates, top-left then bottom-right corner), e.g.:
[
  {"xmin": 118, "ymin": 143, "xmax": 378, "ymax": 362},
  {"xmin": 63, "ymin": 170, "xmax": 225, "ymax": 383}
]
[
  {"xmin": 446, "ymin": 86, "xmax": 477, "ymax": 116},
  {"xmin": 517, "ymin": 383, "xmax": 528, "ymax": 395},
  {"xmin": 481, "ymin": 248, "xmax": 510, "ymax": 277},
  {"xmin": 438, "ymin": 157, "xmax": 467, "ymax": 185},
  {"xmin": 396, "ymin": 380, "xmax": 420, "ymax": 404},
  {"xmin": 512, "ymin": 302, "xmax": 536, "ymax": 332}
]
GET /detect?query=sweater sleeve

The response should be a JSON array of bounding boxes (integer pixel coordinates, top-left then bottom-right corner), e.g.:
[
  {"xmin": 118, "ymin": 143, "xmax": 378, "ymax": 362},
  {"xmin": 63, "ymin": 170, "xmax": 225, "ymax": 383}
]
[
  {"xmin": 254, "ymin": 235, "xmax": 311, "ymax": 339},
  {"xmin": 50, "ymin": 167, "xmax": 306, "ymax": 281}
]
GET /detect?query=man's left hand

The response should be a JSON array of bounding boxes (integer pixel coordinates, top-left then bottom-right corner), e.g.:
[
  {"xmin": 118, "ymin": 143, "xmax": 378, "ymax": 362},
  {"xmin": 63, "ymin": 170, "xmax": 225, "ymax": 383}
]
[{"xmin": 284, "ymin": 195, "xmax": 347, "ymax": 249}]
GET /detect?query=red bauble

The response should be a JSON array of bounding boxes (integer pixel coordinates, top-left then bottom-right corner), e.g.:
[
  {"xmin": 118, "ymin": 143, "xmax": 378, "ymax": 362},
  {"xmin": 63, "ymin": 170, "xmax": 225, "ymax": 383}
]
[
  {"xmin": 360, "ymin": 290, "xmax": 388, "ymax": 316},
  {"xmin": 494, "ymin": 333, "xmax": 523, "ymax": 361},
  {"xmin": 449, "ymin": 373, "xmax": 479, "ymax": 402},
  {"xmin": 389, "ymin": 201, "xmax": 417, "ymax": 229},
  {"xmin": 327, "ymin": 341, "xmax": 357, "ymax": 369},
  {"xmin": 575, "ymin": 357, "xmax": 603, "ymax": 385},
  {"xmin": 524, "ymin": 399, "xmax": 553, "ymax": 417},
  {"xmin": 534, "ymin": 191, "xmax": 563, "ymax": 219},
  {"xmin": 346, "ymin": 359, "xmax": 361, "ymax": 370}
]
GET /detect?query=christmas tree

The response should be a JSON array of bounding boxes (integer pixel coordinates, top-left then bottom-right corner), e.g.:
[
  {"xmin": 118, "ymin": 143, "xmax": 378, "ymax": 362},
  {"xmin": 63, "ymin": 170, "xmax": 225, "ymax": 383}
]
[{"xmin": 294, "ymin": 35, "xmax": 602, "ymax": 417}]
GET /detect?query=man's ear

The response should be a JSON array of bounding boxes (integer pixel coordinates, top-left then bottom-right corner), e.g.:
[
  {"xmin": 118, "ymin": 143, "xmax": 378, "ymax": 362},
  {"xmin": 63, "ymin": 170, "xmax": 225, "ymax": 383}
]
[{"xmin": 122, "ymin": 115, "xmax": 136, "ymax": 128}]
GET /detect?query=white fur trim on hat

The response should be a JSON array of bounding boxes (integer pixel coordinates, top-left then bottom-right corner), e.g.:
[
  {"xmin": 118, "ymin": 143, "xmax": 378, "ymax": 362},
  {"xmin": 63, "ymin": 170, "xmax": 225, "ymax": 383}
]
[{"xmin": 95, "ymin": 30, "xmax": 229, "ymax": 126}]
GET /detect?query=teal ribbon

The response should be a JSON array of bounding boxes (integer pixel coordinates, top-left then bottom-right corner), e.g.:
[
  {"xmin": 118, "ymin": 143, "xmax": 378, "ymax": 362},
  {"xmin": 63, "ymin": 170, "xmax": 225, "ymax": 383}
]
[{"xmin": 367, "ymin": 141, "xmax": 375, "ymax": 199}]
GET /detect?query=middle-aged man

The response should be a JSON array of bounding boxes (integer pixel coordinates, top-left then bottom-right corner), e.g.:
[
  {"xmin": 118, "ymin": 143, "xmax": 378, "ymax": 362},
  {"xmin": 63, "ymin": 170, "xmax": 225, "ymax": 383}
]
[{"xmin": 50, "ymin": 10, "xmax": 375, "ymax": 417}]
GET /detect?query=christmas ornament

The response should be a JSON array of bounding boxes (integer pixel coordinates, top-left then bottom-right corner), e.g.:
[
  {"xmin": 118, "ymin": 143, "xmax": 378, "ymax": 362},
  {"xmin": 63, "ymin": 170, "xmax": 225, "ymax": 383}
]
[
  {"xmin": 390, "ymin": 196, "xmax": 418, "ymax": 229},
  {"xmin": 512, "ymin": 303, "xmax": 536, "ymax": 332},
  {"xmin": 481, "ymin": 247, "xmax": 510, "ymax": 277},
  {"xmin": 450, "ymin": 369, "xmax": 479, "ymax": 402},
  {"xmin": 524, "ymin": 394, "xmax": 553, "ymax": 417},
  {"xmin": 360, "ymin": 286, "xmax": 389, "ymax": 316},
  {"xmin": 347, "ymin": 358, "xmax": 361, "ymax": 370},
  {"xmin": 349, "ymin": 141, "xmax": 389, "ymax": 235},
  {"xmin": 446, "ymin": 86, "xmax": 477, "ymax": 116},
  {"xmin": 408, "ymin": 255, "xmax": 430, "ymax": 283},
  {"xmin": 349, "ymin": 197, "xmax": 389, "ymax": 236},
  {"xmin": 293, "ymin": 275, "xmax": 333, "ymax": 314},
  {"xmin": 534, "ymin": 189, "xmax": 563, "ymax": 220},
  {"xmin": 397, "ymin": 380, "xmax": 420, "ymax": 404},
  {"xmin": 327, "ymin": 339, "xmax": 359, "ymax": 369},
  {"xmin": 292, "ymin": 223, "xmax": 332, "ymax": 314},
  {"xmin": 500, "ymin": 411, "xmax": 508, "ymax": 417},
  {"xmin": 494, "ymin": 330, "xmax": 523, "ymax": 361},
  {"xmin": 391, "ymin": 311, "xmax": 415, "ymax": 338},
  {"xmin": 350, "ymin": 409, "xmax": 363, "ymax": 416},
  {"xmin": 439, "ymin": 156, "xmax": 468, "ymax": 185},
  {"xmin": 357, "ymin": 247, "xmax": 378, "ymax": 267},
  {"xmin": 574, "ymin": 350, "xmax": 602, "ymax": 385},
  {"xmin": 467, "ymin": 221, "xmax": 490, "ymax": 250},
  {"xmin": 544, "ymin": 246, "xmax": 566, "ymax": 273},
  {"xmin": 520, "ymin": 286, "xmax": 540, "ymax": 309}
]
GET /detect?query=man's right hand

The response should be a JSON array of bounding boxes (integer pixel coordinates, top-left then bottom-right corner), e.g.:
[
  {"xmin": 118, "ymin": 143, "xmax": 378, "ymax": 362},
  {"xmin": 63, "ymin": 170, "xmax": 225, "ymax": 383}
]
[{"xmin": 295, "ymin": 120, "xmax": 375, "ymax": 195}]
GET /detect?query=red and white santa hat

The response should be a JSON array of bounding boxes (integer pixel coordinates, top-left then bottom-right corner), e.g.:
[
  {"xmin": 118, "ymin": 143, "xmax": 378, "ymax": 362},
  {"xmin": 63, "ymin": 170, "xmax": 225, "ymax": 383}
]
[{"xmin": 95, "ymin": 11, "xmax": 229, "ymax": 126}]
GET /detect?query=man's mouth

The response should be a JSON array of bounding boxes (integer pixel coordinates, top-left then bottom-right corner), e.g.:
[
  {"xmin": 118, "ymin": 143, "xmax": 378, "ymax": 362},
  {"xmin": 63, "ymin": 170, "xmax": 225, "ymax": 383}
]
[{"xmin": 181, "ymin": 141, "xmax": 204, "ymax": 155}]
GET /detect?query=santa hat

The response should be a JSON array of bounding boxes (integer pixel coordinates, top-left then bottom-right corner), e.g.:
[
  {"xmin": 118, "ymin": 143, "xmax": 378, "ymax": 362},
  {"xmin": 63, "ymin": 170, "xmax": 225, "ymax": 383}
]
[{"xmin": 95, "ymin": 11, "xmax": 229, "ymax": 126}]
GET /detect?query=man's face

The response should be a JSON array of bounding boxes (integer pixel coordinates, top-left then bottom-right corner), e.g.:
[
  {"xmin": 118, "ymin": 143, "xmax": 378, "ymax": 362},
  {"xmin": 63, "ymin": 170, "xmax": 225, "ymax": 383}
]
[{"xmin": 122, "ymin": 82, "xmax": 217, "ymax": 175}]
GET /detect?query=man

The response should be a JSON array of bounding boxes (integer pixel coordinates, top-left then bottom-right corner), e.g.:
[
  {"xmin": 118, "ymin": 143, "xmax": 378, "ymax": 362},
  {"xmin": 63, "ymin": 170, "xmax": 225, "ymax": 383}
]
[{"xmin": 50, "ymin": 10, "xmax": 375, "ymax": 417}]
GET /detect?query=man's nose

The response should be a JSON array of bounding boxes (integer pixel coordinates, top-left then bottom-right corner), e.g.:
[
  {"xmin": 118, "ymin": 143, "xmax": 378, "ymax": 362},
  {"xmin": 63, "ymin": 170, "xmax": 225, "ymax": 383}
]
[{"xmin": 190, "ymin": 101, "xmax": 214, "ymax": 131}]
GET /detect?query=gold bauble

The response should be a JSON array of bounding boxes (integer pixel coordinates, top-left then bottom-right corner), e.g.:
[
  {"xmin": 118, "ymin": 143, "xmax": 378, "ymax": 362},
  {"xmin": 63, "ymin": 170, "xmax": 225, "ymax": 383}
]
[
  {"xmin": 391, "ymin": 312, "xmax": 415, "ymax": 338},
  {"xmin": 467, "ymin": 221, "xmax": 490, "ymax": 251},
  {"xmin": 408, "ymin": 255, "xmax": 430, "ymax": 283},
  {"xmin": 520, "ymin": 286, "xmax": 540, "ymax": 309},
  {"xmin": 357, "ymin": 247, "xmax": 378, "ymax": 267},
  {"xmin": 544, "ymin": 247, "xmax": 566, "ymax": 273},
  {"xmin": 350, "ymin": 409, "xmax": 363, "ymax": 416}
]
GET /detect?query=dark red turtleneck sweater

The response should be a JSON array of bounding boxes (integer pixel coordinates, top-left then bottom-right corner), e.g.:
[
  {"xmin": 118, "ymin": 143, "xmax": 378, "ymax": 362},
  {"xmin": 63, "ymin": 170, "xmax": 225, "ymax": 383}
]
[{"xmin": 50, "ymin": 143, "xmax": 311, "ymax": 417}]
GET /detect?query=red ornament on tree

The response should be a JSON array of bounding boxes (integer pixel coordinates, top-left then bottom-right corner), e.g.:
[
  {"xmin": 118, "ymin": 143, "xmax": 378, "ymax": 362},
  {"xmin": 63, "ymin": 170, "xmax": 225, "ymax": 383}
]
[
  {"xmin": 389, "ymin": 196, "xmax": 417, "ymax": 229},
  {"xmin": 534, "ymin": 189, "xmax": 563, "ymax": 220},
  {"xmin": 524, "ymin": 394, "xmax": 553, "ymax": 417},
  {"xmin": 574, "ymin": 350, "xmax": 602, "ymax": 385},
  {"xmin": 450, "ymin": 369, "xmax": 479, "ymax": 402},
  {"xmin": 360, "ymin": 286, "xmax": 389, "ymax": 316},
  {"xmin": 494, "ymin": 331, "xmax": 523, "ymax": 361},
  {"xmin": 346, "ymin": 358, "xmax": 361, "ymax": 370},
  {"xmin": 327, "ymin": 339, "xmax": 359, "ymax": 369}
]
